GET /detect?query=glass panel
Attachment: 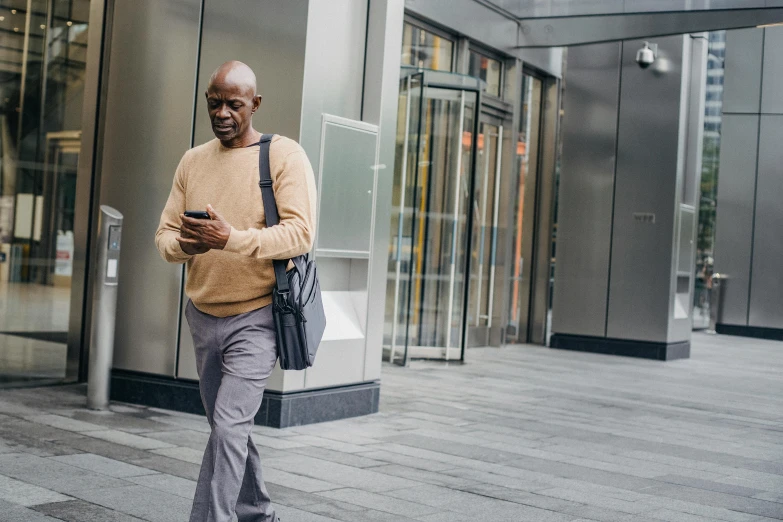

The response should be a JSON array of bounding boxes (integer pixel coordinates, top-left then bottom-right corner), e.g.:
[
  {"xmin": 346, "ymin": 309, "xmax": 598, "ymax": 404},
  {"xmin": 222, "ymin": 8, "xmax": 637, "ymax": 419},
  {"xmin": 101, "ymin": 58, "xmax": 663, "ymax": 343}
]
[
  {"xmin": 317, "ymin": 122, "xmax": 378, "ymax": 255},
  {"xmin": 385, "ymin": 74, "xmax": 423, "ymax": 355},
  {"xmin": 468, "ymin": 51, "xmax": 502, "ymax": 97},
  {"xmin": 408, "ymin": 88, "xmax": 475, "ymax": 353},
  {"xmin": 0, "ymin": 0, "xmax": 92, "ymax": 386},
  {"xmin": 401, "ymin": 22, "xmax": 453, "ymax": 72},
  {"xmin": 505, "ymin": 74, "xmax": 542, "ymax": 343},
  {"xmin": 468, "ymin": 122, "xmax": 499, "ymax": 334},
  {"xmin": 694, "ymin": 30, "xmax": 726, "ymax": 329}
]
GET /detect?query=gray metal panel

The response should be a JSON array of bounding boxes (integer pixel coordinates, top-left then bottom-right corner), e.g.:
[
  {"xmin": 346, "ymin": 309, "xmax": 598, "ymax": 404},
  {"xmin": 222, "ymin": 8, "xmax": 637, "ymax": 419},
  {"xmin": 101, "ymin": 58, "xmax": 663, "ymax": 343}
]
[
  {"xmin": 723, "ymin": 29, "xmax": 763, "ymax": 114},
  {"xmin": 99, "ymin": 0, "xmax": 201, "ymax": 375},
  {"xmin": 712, "ymin": 115, "xmax": 759, "ymax": 326},
  {"xmin": 761, "ymin": 27, "xmax": 783, "ymax": 115},
  {"xmin": 551, "ymin": 43, "xmax": 620, "ymax": 338},
  {"xmin": 192, "ymin": 0, "xmax": 308, "ymax": 148},
  {"xmin": 299, "ymin": 0, "xmax": 367, "ymax": 163},
  {"xmin": 515, "ymin": 9, "xmax": 783, "ymax": 47},
  {"xmin": 748, "ymin": 115, "xmax": 783, "ymax": 328},
  {"xmin": 606, "ymin": 36, "xmax": 684, "ymax": 343}
]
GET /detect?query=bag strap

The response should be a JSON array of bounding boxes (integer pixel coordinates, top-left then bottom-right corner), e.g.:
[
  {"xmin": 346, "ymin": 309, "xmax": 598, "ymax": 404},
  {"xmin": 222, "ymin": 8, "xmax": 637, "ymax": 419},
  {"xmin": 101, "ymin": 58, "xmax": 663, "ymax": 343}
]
[{"xmin": 257, "ymin": 134, "xmax": 290, "ymax": 295}]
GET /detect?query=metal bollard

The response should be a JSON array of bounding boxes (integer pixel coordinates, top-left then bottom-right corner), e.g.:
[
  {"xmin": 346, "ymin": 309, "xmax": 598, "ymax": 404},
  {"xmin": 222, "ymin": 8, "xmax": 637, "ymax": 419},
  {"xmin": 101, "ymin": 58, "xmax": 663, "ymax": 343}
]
[
  {"xmin": 708, "ymin": 273, "xmax": 729, "ymax": 334},
  {"xmin": 87, "ymin": 205, "xmax": 123, "ymax": 410}
]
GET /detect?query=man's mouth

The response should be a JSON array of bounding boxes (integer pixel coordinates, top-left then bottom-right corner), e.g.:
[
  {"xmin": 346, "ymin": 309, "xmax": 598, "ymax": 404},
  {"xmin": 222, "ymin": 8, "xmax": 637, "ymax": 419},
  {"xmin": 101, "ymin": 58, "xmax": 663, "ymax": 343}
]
[{"xmin": 213, "ymin": 123, "xmax": 234, "ymax": 132}]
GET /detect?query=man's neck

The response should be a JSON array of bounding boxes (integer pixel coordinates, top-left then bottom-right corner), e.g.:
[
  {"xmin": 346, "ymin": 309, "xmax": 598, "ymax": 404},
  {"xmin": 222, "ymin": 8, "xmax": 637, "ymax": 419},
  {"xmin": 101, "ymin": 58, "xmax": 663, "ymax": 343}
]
[{"xmin": 220, "ymin": 128, "xmax": 261, "ymax": 149}]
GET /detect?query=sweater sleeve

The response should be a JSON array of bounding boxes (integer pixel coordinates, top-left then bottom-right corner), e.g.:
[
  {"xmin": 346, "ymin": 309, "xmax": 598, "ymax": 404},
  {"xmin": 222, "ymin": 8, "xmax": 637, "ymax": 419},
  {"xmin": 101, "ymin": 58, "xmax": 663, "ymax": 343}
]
[
  {"xmin": 223, "ymin": 148, "xmax": 316, "ymax": 259},
  {"xmin": 155, "ymin": 155, "xmax": 194, "ymax": 264}
]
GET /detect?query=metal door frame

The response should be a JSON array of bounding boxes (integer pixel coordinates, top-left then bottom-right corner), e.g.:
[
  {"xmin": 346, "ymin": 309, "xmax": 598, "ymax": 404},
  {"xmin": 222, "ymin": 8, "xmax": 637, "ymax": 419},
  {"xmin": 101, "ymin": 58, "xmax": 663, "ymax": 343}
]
[
  {"xmin": 465, "ymin": 110, "xmax": 511, "ymax": 348},
  {"xmin": 522, "ymin": 69, "xmax": 561, "ymax": 345},
  {"xmin": 392, "ymin": 68, "xmax": 482, "ymax": 366}
]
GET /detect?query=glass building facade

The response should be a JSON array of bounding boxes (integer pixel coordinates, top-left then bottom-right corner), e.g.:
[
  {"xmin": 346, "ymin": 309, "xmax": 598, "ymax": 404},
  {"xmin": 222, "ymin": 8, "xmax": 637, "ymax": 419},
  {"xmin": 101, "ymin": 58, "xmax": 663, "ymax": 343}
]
[{"xmin": 0, "ymin": 0, "xmax": 93, "ymax": 385}]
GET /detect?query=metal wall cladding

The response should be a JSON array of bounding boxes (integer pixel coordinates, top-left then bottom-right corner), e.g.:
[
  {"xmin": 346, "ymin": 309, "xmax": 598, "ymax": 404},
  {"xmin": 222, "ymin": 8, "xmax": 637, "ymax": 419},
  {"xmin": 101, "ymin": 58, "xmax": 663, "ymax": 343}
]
[
  {"xmin": 100, "ymin": 0, "xmax": 202, "ymax": 375},
  {"xmin": 178, "ymin": 0, "xmax": 309, "ymax": 385},
  {"xmin": 485, "ymin": 0, "xmax": 767, "ymax": 18},
  {"xmin": 713, "ymin": 115, "xmax": 759, "ymax": 326},
  {"xmin": 606, "ymin": 36, "xmax": 685, "ymax": 343},
  {"xmin": 192, "ymin": 0, "xmax": 309, "ymax": 147},
  {"xmin": 723, "ymin": 29, "xmax": 763, "ymax": 114},
  {"xmin": 551, "ymin": 42, "xmax": 620, "ymax": 338},
  {"xmin": 749, "ymin": 115, "xmax": 783, "ymax": 328},
  {"xmin": 299, "ymin": 0, "xmax": 367, "ymax": 164},
  {"xmin": 761, "ymin": 27, "xmax": 783, "ymax": 116}
]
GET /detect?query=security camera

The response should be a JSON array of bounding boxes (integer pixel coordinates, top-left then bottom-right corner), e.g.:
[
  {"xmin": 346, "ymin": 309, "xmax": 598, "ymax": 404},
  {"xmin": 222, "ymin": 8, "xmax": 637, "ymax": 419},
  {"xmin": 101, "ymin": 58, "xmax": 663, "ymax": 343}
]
[{"xmin": 636, "ymin": 42, "xmax": 657, "ymax": 69}]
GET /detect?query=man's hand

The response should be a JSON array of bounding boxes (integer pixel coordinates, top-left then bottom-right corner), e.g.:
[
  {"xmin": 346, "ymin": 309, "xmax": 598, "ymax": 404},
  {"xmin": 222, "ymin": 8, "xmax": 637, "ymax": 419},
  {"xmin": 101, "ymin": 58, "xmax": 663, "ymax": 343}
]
[{"xmin": 177, "ymin": 204, "xmax": 232, "ymax": 254}]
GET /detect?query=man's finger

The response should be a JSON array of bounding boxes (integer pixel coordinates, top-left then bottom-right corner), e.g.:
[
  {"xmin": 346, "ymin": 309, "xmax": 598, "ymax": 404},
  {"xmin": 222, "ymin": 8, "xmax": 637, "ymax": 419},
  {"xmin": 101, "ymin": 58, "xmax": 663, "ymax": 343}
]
[
  {"xmin": 181, "ymin": 216, "xmax": 205, "ymax": 227},
  {"xmin": 206, "ymin": 204, "xmax": 224, "ymax": 222},
  {"xmin": 176, "ymin": 236, "xmax": 200, "ymax": 245}
]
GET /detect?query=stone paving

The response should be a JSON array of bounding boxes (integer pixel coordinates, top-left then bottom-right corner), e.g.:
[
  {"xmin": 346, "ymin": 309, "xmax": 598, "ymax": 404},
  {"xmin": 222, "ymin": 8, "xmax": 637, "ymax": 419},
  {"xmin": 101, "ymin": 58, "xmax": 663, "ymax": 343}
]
[{"xmin": 0, "ymin": 332, "xmax": 782, "ymax": 522}]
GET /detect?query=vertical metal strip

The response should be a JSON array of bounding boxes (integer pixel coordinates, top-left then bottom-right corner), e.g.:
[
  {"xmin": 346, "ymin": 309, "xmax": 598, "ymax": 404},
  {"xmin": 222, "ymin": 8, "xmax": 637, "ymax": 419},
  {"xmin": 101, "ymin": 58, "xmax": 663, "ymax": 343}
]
[
  {"xmin": 747, "ymin": 29, "xmax": 765, "ymax": 327},
  {"xmin": 475, "ymin": 124, "xmax": 491, "ymax": 327},
  {"xmin": 488, "ymin": 125, "xmax": 503, "ymax": 329},
  {"xmin": 444, "ymin": 90, "xmax": 466, "ymax": 359},
  {"xmin": 390, "ymin": 75, "xmax": 413, "ymax": 363},
  {"xmin": 460, "ymin": 91, "xmax": 482, "ymax": 361},
  {"xmin": 604, "ymin": 44, "xmax": 623, "ymax": 337},
  {"xmin": 402, "ymin": 73, "xmax": 425, "ymax": 366},
  {"xmin": 16, "ymin": 0, "xmax": 33, "ymax": 144},
  {"xmin": 174, "ymin": 0, "xmax": 206, "ymax": 377}
]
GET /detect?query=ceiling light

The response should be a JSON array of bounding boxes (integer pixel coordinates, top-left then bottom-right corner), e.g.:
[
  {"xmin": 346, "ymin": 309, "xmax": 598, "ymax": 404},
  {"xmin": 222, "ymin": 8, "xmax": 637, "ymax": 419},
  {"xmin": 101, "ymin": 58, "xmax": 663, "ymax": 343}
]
[
  {"xmin": 66, "ymin": 20, "xmax": 72, "ymax": 26},
  {"xmin": 11, "ymin": 9, "xmax": 16, "ymax": 14},
  {"xmin": 0, "ymin": 16, "xmax": 5, "ymax": 21},
  {"xmin": 40, "ymin": 24, "xmax": 45, "ymax": 29},
  {"xmin": 13, "ymin": 27, "xmax": 18, "ymax": 32},
  {"xmin": 757, "ymin": 22, "xmax": 783, "ymax": 28}
]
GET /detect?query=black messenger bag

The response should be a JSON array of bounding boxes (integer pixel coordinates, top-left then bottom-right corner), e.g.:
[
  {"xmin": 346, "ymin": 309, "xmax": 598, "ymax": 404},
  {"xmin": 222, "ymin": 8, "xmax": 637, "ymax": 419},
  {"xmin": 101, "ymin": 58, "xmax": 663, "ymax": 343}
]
[{"xmin": 257, "ymin": 134, "xmax": 326, "ymax": 370}]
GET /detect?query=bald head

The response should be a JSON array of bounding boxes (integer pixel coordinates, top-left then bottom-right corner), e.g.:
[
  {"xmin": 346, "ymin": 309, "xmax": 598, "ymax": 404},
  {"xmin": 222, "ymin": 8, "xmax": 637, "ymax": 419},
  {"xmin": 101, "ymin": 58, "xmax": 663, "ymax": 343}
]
[
  {"xmin": 208, "ymin": 60, "xmax": 257, "ymax": 95},
  {"xmin": 205, "ymin": 61, "xmax": 262, "ymax": 147}
]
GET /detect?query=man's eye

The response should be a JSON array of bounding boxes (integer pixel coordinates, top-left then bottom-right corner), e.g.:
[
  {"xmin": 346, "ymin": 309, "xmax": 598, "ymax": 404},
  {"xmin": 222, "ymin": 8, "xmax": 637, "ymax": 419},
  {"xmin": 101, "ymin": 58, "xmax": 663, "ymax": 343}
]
[{"xmin": 231, "ymin": 104, "xmax": 242, "ymax": 110}]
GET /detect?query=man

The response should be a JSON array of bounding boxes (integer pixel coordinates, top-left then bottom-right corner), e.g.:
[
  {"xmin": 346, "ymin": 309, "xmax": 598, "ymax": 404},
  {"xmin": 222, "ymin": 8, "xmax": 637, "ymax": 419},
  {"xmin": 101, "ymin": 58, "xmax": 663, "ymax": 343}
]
[{"xmin": 155, "ymin": 60, "xmax": 317, "ymax": 522}]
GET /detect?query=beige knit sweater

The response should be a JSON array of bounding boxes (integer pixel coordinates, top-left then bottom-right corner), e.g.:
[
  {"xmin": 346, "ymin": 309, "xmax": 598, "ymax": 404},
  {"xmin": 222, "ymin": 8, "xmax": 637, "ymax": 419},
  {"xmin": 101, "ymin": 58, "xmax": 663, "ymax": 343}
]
[{"xmin": 155, "ymin": 135, "xmax": 317, "ymax": 317}]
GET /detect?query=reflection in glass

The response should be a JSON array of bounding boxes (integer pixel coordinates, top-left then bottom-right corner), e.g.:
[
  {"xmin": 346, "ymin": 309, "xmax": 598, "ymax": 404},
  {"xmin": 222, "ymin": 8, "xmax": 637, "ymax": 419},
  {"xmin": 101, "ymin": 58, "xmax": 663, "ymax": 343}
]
[
  {"xmin": 468, "ymin": 51, "xmax": 501, "ymax": 97},
  {"xmin": 693, "ymin": 31, "xmax": 725, "ymax": 330},
  {"xmin": 401, "ymin": 22, "xmax": 453, "ymax": 72},
  {"xmin": 0, "ymin": 0, "xmax": 91, "ymax": 385},
  {"xmin": 384, "ymin": 76, "xmax": 478, "ymax": 361},
  {"xmin": 468, "ymin": 123, "xmax": 499, "ymax": 334},
  {"xmin": 505, "ymin": 74, "xmax": 542, "ymax": 343}
]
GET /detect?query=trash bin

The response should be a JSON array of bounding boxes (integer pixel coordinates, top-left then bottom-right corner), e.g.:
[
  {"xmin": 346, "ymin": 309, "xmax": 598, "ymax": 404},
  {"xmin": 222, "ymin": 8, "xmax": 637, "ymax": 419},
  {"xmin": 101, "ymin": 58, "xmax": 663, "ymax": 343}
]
[{"xmin": 708, "ymin": 273, "xmax": 729, "ymax": 334}]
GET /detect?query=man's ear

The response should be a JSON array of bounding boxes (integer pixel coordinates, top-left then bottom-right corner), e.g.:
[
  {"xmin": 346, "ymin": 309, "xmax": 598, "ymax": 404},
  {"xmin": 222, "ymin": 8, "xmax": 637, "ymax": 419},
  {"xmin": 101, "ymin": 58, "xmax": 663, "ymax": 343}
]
[{"xmin": 252, "ymin": 95, "xmax": 262, "ymax": 113}]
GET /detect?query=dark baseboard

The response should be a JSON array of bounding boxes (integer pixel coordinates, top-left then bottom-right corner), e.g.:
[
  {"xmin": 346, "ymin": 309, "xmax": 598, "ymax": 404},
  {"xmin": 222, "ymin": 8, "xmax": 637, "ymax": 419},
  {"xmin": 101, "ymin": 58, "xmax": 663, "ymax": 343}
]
[
  {"xmin": 550, "ymin": 334, "xmax": 690, "ymax": 361},
  {"xmin": 110, "ymin": 370, "xmax": 380, "ymax": 428},
  {"xmin": 716, "ymin": 324, "xmax": 783, "ymax": 341}
]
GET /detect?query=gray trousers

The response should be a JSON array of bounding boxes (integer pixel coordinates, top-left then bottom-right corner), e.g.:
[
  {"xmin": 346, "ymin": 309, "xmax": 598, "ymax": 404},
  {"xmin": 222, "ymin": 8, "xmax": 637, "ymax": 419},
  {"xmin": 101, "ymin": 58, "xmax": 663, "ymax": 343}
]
[{"xmin": 185, "ymin": 300, "xmax": 279, "ymax": 522}]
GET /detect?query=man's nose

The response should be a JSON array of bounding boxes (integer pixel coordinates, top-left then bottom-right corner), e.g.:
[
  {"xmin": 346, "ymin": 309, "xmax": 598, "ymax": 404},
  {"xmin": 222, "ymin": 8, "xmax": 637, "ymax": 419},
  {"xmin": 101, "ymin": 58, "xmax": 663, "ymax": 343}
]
[{"xmin": 215, "ymin": 105, "xmax": 230, "ymax": 119}]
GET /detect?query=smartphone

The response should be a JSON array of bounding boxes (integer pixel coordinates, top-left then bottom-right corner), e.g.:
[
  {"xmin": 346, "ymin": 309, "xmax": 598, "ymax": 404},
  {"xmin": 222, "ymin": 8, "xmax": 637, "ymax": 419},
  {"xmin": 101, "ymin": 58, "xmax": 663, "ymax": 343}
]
[{"xmin": 184, "ymin": 210, "xmax": 210, "ymax": 220}]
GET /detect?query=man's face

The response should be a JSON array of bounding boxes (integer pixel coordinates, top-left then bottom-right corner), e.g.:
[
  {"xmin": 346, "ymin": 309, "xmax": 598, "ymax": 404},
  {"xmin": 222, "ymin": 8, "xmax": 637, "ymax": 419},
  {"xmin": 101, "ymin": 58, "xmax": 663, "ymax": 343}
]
[{"xmin": 205, "ymin": 82, "xmax": 258, "ymax": 142}]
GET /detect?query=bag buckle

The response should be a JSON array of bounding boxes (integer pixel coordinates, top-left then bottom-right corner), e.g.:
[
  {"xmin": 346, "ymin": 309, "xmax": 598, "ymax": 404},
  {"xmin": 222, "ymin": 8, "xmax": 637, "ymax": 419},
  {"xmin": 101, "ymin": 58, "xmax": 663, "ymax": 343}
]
[{"xmin": 258, "ymin": 180, "xmax": 273, "ymax": 188}]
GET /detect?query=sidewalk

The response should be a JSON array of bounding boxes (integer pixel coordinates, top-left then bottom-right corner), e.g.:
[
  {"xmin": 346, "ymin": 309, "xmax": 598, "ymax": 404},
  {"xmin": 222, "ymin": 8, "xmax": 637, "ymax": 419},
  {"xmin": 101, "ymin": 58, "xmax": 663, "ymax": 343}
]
[{"xmin": 0, "ymin": 332, "xmax": 782, "ymax": 522}]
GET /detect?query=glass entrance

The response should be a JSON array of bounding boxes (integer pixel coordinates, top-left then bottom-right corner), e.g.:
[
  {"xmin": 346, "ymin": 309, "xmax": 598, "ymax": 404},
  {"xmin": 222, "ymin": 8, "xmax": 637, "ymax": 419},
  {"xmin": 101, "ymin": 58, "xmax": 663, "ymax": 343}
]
[
  {"xmin": 385, "ymin": 71, "xmax": 480, "ymax": 364},
  {"xmin": 466, "ymin": 119, "xmax": 504, "ymax": 347},
  {"xmin": 0, "ymin": 0, "xmax": 94, "ymax": 386}
]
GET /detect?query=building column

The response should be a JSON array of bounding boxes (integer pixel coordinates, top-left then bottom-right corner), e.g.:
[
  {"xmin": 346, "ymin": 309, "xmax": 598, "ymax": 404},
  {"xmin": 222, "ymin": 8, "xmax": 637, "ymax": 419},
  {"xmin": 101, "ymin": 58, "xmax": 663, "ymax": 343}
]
[{"xmin": 550, "ymin": 34, "xmax": 707, "ymax": 361}]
